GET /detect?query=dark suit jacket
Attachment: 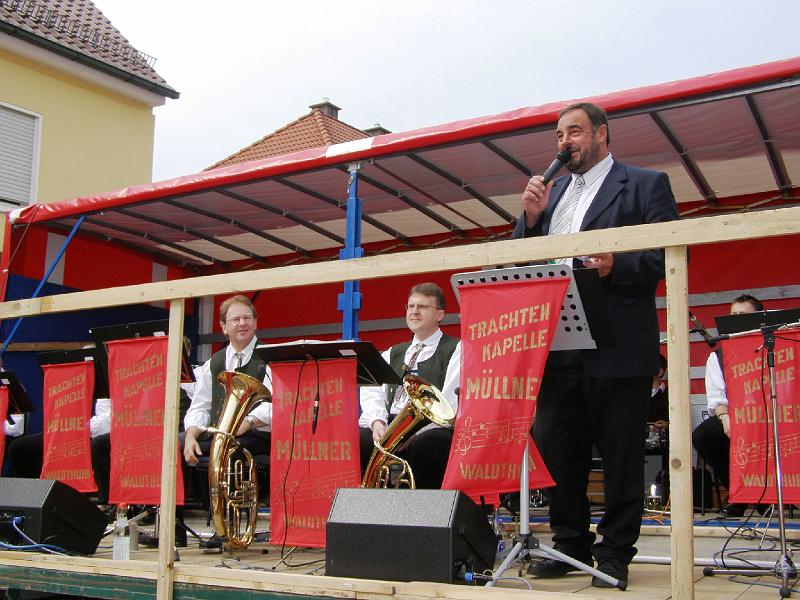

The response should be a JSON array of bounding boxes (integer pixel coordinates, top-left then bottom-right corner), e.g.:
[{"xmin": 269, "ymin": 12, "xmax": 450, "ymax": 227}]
[{"xmin": 512, "ymin": 159, "xmax": 679, "ymax": 378}]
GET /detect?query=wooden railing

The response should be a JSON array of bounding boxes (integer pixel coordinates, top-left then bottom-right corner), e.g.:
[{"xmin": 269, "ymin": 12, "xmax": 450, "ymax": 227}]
[{"xmin": 1, "ymin": 205, "xmax": 798, "ymax": 600}]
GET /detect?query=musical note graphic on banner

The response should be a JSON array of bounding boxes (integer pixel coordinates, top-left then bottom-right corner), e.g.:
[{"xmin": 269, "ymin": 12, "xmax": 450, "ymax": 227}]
[
  {"xmin": 454, "ymin": 416, "xmax": 530, "ymax": 455},
  {"xmin": 733, "ymin": 432, "xmax": 800, "ymax": 468},
  {"xmin": 44, "ymin": 438, "xmax": 85, "ymax": 462}
]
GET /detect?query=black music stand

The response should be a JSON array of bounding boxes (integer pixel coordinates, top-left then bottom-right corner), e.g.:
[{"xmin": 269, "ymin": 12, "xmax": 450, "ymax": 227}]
[
  {"xmin": 37, "ymin": 347, "xmax": 108, "ymax": 400},
  {"xmin": 254, "ymin": 340, "xmax": 401, "ymax": 386},
  {"xmin": 703, "ymin": 309, "xmax": 800, "ymax": 597},
  {"xmin": 90, "ymin": 320, "xmax": 195, "ymax": 389},
  {"xmin": 451, "ymin": 264, "xmax": 624, "ymax": 590},
  {"xmin": 0, "ymin": 371, "xmax": 35, "ymax": 425}
]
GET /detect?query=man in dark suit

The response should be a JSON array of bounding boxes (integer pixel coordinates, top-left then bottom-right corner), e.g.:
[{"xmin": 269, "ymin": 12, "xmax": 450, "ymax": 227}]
[{"xmin": 513, "ymin": 102, "xmax": 679, "ymax": 587}]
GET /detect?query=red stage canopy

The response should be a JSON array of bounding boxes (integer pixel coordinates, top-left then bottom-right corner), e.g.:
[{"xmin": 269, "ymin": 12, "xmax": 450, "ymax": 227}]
[{"xmin": 9, "ymin": 56, "xmax": 800, "ymax": 273}]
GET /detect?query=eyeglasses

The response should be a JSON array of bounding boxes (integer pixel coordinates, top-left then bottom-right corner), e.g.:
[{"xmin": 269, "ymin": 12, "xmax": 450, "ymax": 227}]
[
  {"xmin": 405, "ymin": 303, "xmax": 441, "ymax": 312},
  {"xmin": 226, "ymin": 314, "xmax": 255, "ymax": 325}
]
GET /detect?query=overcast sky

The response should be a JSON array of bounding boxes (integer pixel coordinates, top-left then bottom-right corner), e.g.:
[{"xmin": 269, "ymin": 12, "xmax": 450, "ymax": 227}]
[{"xmin": 93, "ymin": 0, "xmax": 800, "ymax": 183}]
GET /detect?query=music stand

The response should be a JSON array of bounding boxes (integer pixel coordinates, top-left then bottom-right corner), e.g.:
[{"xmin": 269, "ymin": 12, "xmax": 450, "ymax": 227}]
[
  {"xmin": 451, "ymin": 264, "xmax": 624, "ymax": 590},
  {"xmin": 703, "ymin": 309, "xmax": 800, "ymax": 597},
  {"xmin": 37, "ymin": 347, "xmax": 108, "ymax": 400},
  {"xmin": 0, "ymin": 371, "xmax": 35, "ymax": 421},
  {"xmin": 255, "ymin": 340, "xmax": 401, "ymax": 386},
  {"xmin": 90, "ymin": 320, "xmax": 195, "ymax": 389}
]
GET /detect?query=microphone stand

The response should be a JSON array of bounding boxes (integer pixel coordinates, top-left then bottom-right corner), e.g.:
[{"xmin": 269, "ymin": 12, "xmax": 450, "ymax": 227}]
[
  {"xmin": 486, "ymin": 443, "xmax": 625, "ymax": 590},
  {"xmin": 703, "ymin": 320, "xmax": 800, "ymax": 598}
]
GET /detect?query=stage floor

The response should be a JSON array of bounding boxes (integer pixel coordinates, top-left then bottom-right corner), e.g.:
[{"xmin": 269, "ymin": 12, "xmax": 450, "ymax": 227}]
[{"xmin": 2, "ymin": 507, "xmax": 800, "ymax": 599}]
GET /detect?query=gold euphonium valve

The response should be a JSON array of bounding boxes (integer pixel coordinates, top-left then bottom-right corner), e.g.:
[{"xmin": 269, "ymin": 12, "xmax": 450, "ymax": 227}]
[
  {"xmin": 361, "ymin": 374, "xmax": 455, "ymax": 489},
  {"xmin": 207, "ymin": 370, "xmax": 271, "ymax": 549}
]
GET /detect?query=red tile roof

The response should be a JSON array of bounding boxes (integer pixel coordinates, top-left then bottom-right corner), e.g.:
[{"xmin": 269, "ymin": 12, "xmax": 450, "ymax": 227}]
[
  {"xmin": 0, "ymin": 0, "xmax": 177, "ymax": 98},
  {"xmin": 207, "ymin": 107, "xmax": 370, "ymax": 170}
]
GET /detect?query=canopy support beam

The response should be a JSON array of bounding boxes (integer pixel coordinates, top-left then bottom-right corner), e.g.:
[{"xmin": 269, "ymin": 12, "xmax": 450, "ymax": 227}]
[
  {"xmin": 274, "ymin": 177, "xmax": 414, "ymax": 246},
  {"xmin": 650, "ymin": 112, "xmax": 718, "ymax": 207},
  {"xmin": 0, "ymin": 215, "xmax": 85, "ymax": 358},
  {"xmin": 338, "ymin": 163, "xmax": 363, "ymax": 340},
  {"xmin": 745, "ymin": 95, "xmax": 793, "ymax": 195},
  {"xmin": 406, "ymin": 153, "xmax": 515, "ymax": 222}
]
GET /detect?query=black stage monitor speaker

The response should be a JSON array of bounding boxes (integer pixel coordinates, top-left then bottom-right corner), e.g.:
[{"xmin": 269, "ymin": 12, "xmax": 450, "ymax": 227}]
[
  {"xmin": 0, "ymin": 478, "xmax": 107, "ymax": 555},
  {"xmin": 326, "ymin": 488, "xmax": 497, "ymax": 583}
]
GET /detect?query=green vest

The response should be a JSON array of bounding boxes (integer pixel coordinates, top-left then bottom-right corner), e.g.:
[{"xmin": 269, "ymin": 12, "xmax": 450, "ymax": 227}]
[
  {"xmin": 209, "ymin": 345, "xmax": 266, "ymax": 427},
  {"xmin": 386, "ymin": 334, "xmax": 459, "ymax": 409}
]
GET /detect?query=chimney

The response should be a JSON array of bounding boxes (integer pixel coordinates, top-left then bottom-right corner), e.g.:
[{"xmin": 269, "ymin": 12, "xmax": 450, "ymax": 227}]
[
  {"xmin": 363, "ymin": 123, "xmax": 391, "ymax": 137},
  {"xmin": 309, "ymin": 97, "xmax": 341, "ymax": 119}
]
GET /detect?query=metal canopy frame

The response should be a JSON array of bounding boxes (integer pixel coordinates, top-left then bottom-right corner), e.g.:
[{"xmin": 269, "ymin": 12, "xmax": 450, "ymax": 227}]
[{"xmin": 4, "ymin": 57, "xmax": 799, "ymax": 280}]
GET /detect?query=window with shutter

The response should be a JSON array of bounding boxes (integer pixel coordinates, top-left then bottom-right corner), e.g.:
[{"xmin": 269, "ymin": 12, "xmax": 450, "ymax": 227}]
[{"xmin": 0, "ymin": 104, "xmax": 39, "ymax": 210}]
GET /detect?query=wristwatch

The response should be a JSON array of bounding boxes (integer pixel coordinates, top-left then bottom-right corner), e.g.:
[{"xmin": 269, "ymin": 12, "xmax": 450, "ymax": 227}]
[{"xmin": 244, "ymin": 415, "xmax": 256, "ymax": 428}]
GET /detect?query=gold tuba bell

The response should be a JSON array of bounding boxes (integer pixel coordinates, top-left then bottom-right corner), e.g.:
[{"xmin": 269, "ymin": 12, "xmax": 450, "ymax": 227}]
[
  {"xmin": 361, "ymin": 374, "xmax": 455, "ymax": 489},
  {"xmin": 206, "ymin": 370, "xmax": 271, "ymax": 549}
]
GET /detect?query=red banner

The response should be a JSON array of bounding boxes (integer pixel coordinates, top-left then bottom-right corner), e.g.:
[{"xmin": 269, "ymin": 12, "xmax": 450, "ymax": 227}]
[
  {"xmin": 40, "ymin": 362, "xmax": 96, "ymax": 492},
  {"xmin": 442, "ymin": 279, "xmax": 568, "ymax": 497},
  {"xmin": 0, "ymin": 387, "xmax": 8, "ymax": 467},
  {"xmin": 726, "ymin": 330, "xmax": 800, "ymax": 503},
  {"xmin": 107, "ymin": 336, "xmax": 184, "ymax": 505},
  {"xmin": 269, "ymin": 358, "xmax": 360, "ymax": 548}
]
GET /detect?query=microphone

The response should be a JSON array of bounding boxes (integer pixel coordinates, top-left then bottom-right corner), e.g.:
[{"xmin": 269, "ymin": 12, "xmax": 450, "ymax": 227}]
[
  {"xmin": 540, "ymin": 149, "xmax": 571, "ymax": 185},
  {"xmin": 689, "ymin": 311, "xmax": 716, "ymax": 347}
]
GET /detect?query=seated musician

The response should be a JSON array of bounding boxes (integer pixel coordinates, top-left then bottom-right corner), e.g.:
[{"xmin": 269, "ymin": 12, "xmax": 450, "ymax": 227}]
[
  {"xmin": 182, "ymin": 294, "xmax": 272, "ymax": 466},
  {"xmin": 359, "ymin": 282, "xmax": 461, "ymax": 489},
  {"xmin": 692, "ymin": 294, "xmax": 766, "ymax": 518}
]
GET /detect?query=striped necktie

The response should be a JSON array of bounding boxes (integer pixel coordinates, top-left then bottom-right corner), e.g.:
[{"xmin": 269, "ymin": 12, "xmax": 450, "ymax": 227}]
[
  {"xmin": 550, "ymin": 175, "xmax": 585, "ymax": 236},
  {"xmin": 392, "ymin": 343, "xmax": 425, "ymax": 408}
]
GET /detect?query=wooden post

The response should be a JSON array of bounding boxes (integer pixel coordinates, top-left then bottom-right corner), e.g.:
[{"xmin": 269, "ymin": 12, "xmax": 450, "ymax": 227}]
[
  {"xmin": 664, "ymin": 246, "xmax": 693, "ymax": 599},
  {"xmin": 156, "ymin": 299, "xmax": 185, "ymax": 600}
]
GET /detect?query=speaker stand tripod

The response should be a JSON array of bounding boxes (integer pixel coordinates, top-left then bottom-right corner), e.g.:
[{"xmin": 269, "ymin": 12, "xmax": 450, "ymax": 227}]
[
  {"xmin": 486, "ymin": 444, "xmax": 625, "ymax": 590},
  {"xmin": 703, "ymin": 320, "xmax": 800, "ymax": 598}
]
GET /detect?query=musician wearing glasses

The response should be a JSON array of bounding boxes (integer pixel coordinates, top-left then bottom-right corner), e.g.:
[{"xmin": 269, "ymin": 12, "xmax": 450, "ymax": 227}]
[
  {"xmin": 182, "ymin": 294, "xmax": 272, "ymax": 466},
  {"xmin": 358, "ymin": 282, "xmax": 461, "ymax": 489}
]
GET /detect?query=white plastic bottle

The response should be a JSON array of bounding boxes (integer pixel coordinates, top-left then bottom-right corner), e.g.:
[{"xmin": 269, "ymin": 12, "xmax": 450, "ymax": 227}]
[{"xmin": 112, "ymin": 504, "xmax": 130, "ymax": 560}]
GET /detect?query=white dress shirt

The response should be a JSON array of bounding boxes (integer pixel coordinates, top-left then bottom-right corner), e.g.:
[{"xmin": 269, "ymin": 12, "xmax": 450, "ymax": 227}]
[
  {"xmin": 89, "ymin": 398, "xmax": 111, "ymax": 438},
  {"xmin": 184, "ymin": 336, "xmax": 273, "ymax": 431},
  {"xmin": 3, "ymin": 413, "xmax": 24, "ymax": 437},
  {"xmin": 358, "ymin": 329, "xmax": 461, "ymax": 430},
  {"xmin": 705, "ymin": 351, "xmax": 727, "ymax": 414},
  {"xmin": 550, "ymin": 152, "xmax": 615, "ymax": 236}
]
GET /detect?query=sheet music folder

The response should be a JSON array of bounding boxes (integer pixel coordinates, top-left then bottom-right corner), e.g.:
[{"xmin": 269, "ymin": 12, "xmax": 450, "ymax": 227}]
[
  {"xmin": 450, "ymin": 264, "xmax": 616, "ymax": 351},
  {"xmin": 254, "ymin": 340, "xmax": 401, "ymax": 386},
  {"xmin": 37, "ymin": 347, "xmax": 108, "ymax": 400},
  {"xmin": 90, "ymin": 319, "xmax": 195, "ymax": 385},
  {"xmin": 0, "ymin": 371, "xmax": 35, "ymax": 415},
  {"xmin": 715, "ymin": 307, "xmax": 800, "ymax": 335}
]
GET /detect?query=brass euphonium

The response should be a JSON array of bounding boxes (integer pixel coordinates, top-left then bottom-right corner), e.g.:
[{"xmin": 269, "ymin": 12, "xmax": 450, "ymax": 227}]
[
  {"xmin": 207, "ymin": 370, "xmax": 271, "ymax": 549},
  {"xmin": 361, "ymin": 374, "xmax": 455, "ymax": 489}
]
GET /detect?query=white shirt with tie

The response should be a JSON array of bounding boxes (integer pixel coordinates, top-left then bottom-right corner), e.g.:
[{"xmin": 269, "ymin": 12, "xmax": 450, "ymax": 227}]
[
  {"xmin": 358, "ymin": 329, "xmax": 461, "ymax": 430},
  {"xmin": 183, "ymin": 336, "xmax": 273, "ymax": 431},
  {"xmin": 549, "ymin": 152, "xmax": 614, "ymax": 236}
]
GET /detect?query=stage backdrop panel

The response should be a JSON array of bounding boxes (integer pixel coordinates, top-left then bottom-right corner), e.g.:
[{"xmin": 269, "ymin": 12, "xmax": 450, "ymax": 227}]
[
  {"xmin": 727, "ymin": 330, "xmax": 800, "ymax": 503},
  {"xmin": 270, "ymin": 357, "xmax": 360, "ymax": 548},
  {"xmin": 442, "ymin": 279, "xmax": 567, "ymax": 497},
  {"xmin": 40, "ymin": 362, "xmax": 96, "ymax": 492},
  {"xmin": 107, "ymin": 336, "xmax": 184, "ymax": 505}
]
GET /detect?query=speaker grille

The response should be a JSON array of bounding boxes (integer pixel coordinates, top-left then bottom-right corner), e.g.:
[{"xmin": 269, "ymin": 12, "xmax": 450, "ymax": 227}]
[{"xmin": 326, "ymin": 488, "xmax": 496, "ymax": 583}]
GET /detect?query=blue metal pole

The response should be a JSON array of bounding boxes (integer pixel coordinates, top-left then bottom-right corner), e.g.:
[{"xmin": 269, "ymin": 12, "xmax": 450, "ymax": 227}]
[
  {"xmin": 0, "ymin": 215, "xmax": 86, "ymax": 357},
  {"xmin": 337, "ymin": 163, "xmax": 363, "ymax": 340}
]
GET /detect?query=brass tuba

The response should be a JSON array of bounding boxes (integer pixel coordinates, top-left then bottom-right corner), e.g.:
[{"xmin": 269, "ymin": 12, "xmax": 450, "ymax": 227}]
[
  {"xmin": 207, "ymin": 370, "xmax": 271, "ymax": 549},
  {"xmin": 361, "ymin": 375, "xmax": 455, "ymax": 489}
]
